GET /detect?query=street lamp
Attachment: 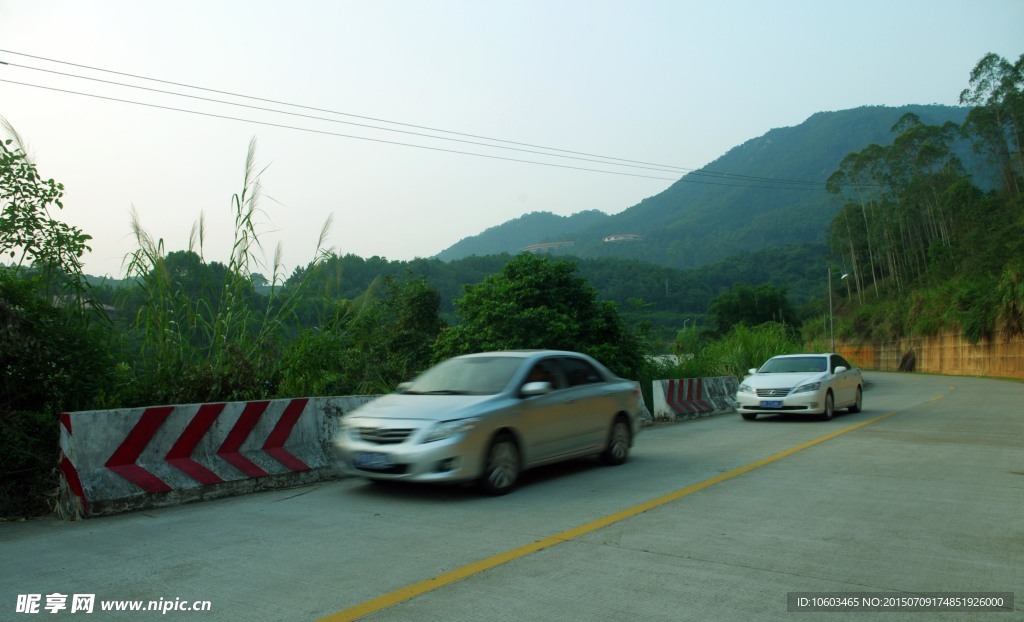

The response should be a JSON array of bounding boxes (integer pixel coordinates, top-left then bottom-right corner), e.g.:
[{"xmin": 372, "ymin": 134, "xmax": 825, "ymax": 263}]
[{"xmin": 829, "ymin": 269, "xmax": 848, "ymax": 352}]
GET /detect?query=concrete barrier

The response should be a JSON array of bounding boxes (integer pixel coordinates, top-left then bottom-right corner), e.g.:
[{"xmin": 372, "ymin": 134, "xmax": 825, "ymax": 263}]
[
  {"xmin": 634, "ymin": 380, "xmax": 654, "ymax": 426},
  {"xmin": 653, "ymin": 376, "xmax": 738, "ymax": 421},
  {"xmin": 57, "ymin": 395, "xmax": 376, "ymax": 519}
]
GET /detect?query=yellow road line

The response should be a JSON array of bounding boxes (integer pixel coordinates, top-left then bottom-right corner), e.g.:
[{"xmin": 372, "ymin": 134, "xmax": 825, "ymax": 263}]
[{"xmin": 320, "ymin": 409, "xmax": 900, "ymax": 622}]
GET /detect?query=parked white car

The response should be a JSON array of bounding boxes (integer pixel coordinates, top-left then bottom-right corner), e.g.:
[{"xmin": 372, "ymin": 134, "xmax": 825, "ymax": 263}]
[
  {"xmin": 333, "ymin": 350, "xmax": 643, "ymax": 494},
  {"xmin": 735, "ymin": 353, "xmax": 863, "ymax": 421}
]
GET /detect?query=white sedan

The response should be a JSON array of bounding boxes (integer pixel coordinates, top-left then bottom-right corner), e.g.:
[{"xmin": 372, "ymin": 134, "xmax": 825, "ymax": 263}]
[{"xmin": 735, "ymin": 353, "xmax": 863, "ymax": 421}]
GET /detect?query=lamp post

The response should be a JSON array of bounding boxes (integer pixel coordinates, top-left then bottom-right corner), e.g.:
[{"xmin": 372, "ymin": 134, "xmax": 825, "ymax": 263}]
[{"xmin": 829, "ymin": 269, "xmax": 848, "ymax": 352}]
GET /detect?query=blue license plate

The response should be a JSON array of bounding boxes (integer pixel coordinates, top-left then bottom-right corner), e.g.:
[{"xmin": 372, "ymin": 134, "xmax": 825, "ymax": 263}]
[
  {"xmin": 354, "ymin": 452, "xmax": 392, "ymax": 469},
  {"xmin": 760, "ymin": 400, "xmax": 783, "ymax": 409}
]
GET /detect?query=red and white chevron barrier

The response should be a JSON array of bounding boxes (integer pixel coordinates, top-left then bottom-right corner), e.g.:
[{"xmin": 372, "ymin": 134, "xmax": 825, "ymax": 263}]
[
  {"xmin": 653, "ymin": 376, "xmax": 738, "ymax": 421},
  {"xmin": 58, "ymin": 396, "xmax": 375, "ymax": 518}
]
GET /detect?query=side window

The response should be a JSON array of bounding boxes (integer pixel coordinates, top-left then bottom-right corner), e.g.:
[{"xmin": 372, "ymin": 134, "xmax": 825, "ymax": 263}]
[
  {"xmin": 830, "ymin": 355, "xmax": 851, "ymax": 373},
  {"xmin": 559, "ymin": 357, "xmax": 602, "ymax": 387},
  {"xmin": 523, "ymin": 360, "xmax": 563, "ymax": 390}
]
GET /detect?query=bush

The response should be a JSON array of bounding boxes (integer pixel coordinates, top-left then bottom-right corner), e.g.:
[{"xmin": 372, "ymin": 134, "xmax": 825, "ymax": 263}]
[{"xmin": 0, "ymin": 269, "xmax": 114, "ymax": 518}]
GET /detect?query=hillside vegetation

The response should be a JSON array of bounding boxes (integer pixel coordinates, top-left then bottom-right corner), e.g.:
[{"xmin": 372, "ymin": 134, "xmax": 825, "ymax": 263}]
[{"xmin": 436, "ymin": 105, "xmax": 978, "ymax": 270}]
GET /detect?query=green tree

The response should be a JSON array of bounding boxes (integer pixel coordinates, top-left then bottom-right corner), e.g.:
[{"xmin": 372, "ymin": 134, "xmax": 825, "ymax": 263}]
[
  {"xmin": 278, "ymin": 275, "xmax": 443, "ymax": 395},
  {"xmin": 708, "ymin": 283, "xmax": 796, "ymax": 334},
  {"xmin": 1, "ymin": 120, "xmax": 92, "ymax": 304},
  {"xmin": 959, "ymin": 53, "xmax": 1024, "ymax": 197},
  {"xmin": 433, "ymin": 254, "xmax": 644, "ymax": 377}
]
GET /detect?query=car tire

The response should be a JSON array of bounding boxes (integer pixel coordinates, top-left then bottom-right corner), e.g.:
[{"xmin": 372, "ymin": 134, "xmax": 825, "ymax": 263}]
[
  {"xmin": 600, "ymin": 417, "xmax": 632, "ymax": 466},
  {"xmin": 741, "ymin": 413, "xmax": 757, "ymax": 421},
  {"xmin": 848, "ymin": 386, "xmax": 863, "ymax": 413},
  {"xmin": 479, "ymin": 433, "xmax": 520, "ymax": 495},
  {"xmin": 821, "ymin": 390, "xmax": 835, "ymax": 421}
]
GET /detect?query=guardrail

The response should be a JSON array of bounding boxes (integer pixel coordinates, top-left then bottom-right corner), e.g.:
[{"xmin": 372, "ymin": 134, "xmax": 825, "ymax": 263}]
[
  {"xmin": 57, "ymin": 396, "xmax": 376, "ymax": 519},
  {"xmin": 653, "ymin": 376, "xmax": 738, "ymax": 421}
]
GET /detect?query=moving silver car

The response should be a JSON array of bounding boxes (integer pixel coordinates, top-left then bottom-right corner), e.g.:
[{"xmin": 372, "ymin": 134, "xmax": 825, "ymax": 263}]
[
  {"xmin": 333, "ymin": 350, "xmax": 642, "ymax": 494},
  {"xmin": 735, "ymin": 353, "xmax": 863, "ymax": 421}
]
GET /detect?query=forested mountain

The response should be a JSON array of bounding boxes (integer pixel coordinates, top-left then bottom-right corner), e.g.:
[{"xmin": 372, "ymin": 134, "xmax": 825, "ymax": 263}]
[
  {"xmin": 436, "ymin": 209, "xmax": 609, "ymax": 260},
  {"xmin": 436, "ymin": 105, "xmax": 977, "ymax": 270}
]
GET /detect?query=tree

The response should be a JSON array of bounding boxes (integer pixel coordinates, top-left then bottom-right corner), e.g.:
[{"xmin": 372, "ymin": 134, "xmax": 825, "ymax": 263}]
[
  {"xmin": 708, "ymin": 283, "xmax": 796, "ymax": 334},
  {"xmin": 433, "ymin": 254, "xmax": 644, "ymax": 377},
  {"xmin": 277, "ymin": 274, "xmax": 443, "ymax": 396},
  {"xmin": 0, "ymin": 120, "xmax": 91, "ymax": 278},
  {"xmin": 959, "ymin": 53, "xmax": 1024, "ymax": 198}
]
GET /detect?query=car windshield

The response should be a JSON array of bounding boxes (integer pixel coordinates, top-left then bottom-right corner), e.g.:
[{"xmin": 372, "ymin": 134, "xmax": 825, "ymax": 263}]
[
  {"xmin": 402, "ymin": 356, "xmax": 523, "ymax": 395},
  {"xmin": 759, "ymin": 356, "xmax": 827, "ymax": 373}
]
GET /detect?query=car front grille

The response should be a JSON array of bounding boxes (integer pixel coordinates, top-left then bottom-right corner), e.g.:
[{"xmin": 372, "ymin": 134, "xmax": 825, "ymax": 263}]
[
  {"xmin": 357, "ymin": 427, "xmax": 414, "ymax": 444},
  {"xmin": 756, "ymin": 388, "xmax": 791, "ymax": 398}
]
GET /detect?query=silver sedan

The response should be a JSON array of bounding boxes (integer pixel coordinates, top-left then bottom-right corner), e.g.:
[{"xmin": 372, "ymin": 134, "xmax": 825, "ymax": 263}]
[
  {"xmin": 735, "ymin": 353, "xmax": 864, "ymax": 421},
  {"xmin": 333, "ymin": 350, "xmax": 642, "ymax": 494}
]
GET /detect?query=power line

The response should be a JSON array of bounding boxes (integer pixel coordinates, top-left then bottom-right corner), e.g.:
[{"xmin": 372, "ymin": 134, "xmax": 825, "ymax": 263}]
[
  {"xmin": 2, "ymin": 61, "xmax": 694, "ymax": 177},
  {"xmin": 0, "ymin": 78, "xmax": 689, "ymax": 183},
  {"xmin": 0, "ymin": 49, "xmax": 833, "ymax": 190}
]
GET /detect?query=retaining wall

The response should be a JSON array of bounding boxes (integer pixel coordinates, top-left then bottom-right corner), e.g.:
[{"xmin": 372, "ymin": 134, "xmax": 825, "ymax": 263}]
[
  {"xmin": 58, "ymin": 395, "xmax": 376, "ymax": 519},
  {"xmin": 653, "ymin": 376, "xmax": 738, "ymax": 422},
  {"xmin": 837, "ymin": 330, "xmax": 1024, "ymax": 379}
]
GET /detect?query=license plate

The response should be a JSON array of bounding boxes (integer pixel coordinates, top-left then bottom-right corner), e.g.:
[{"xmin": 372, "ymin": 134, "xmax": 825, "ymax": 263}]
[
  {"xmin": 353, "ymin": 452, "xmax": 392, "ymax": 469},
  {"xmin": 760, "ymin": 400, "xmax": 783, "ymax": 409}
]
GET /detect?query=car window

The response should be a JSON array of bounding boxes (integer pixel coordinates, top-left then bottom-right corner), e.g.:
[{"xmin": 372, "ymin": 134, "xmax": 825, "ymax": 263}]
[
  {"xmin": 407, "ymin": 356, "xmax": 522, "ymax": 395},
  {"xmin": 558, "ymin": 357, "xmax": 603, "ymax": 386},
  {"xmin": 760, "ymin": 356, "xmax": 827, "ymax": 373},
  {"xmin": 833, "ymin": 355, "xmax": 853, "ymax": 371},
  {"xmin": 523, "ymin": 360, "xmax": 565, "ymax": 390}
]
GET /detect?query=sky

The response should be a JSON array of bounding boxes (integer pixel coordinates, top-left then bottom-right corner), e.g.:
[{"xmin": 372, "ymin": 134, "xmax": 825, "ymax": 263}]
[{"xmin": 0, "ymin": 1, "xmax": 1021, "ymax": 279}]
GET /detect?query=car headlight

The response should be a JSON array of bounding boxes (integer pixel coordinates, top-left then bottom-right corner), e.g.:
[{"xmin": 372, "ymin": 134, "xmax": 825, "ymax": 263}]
[
  {"xmin": 737, "ymin": 383, "xmax": 754, "ymax": 394},
  {"xmin": 422, "ymin": 419, "xmax": 478, "ymax": 443},
  {"xmin": 791, "ymin": 381, "xmax": 821, "ymax": 394}
]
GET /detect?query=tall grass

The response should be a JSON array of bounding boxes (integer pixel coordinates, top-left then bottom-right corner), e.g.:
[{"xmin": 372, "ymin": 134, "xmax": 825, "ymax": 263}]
[
  {"xmin": 634, "ymin": 322, "xmax": 802, "ymax": 411},
  {"xmin": 123, "ymin": 139, "xmax": 331, "ymax": 403}
]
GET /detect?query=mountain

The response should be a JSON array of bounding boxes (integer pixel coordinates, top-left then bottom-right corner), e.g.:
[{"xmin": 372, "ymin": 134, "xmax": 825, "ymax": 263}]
[
  {"xmin": 436, "ymin": 209, "xmax": 609, "ymax": 261},
  {"xmin": 434, "ymin": 105, "xmax": 976, "ymax": 270}
]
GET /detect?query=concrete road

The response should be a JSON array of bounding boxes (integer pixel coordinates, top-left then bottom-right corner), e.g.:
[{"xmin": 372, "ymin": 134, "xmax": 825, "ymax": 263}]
[{"xmin": 2, "ymin": 372, "xmax": 1021, "ymax": 621}]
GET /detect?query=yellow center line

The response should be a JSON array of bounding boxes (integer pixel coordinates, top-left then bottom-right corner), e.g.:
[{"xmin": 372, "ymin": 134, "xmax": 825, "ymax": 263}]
[{"xmin": 320, "ymin": 409, "xmax": 901, "ymax": 622}]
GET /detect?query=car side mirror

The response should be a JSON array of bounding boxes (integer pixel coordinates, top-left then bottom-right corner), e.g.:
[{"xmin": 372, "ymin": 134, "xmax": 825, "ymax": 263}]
[
  {"xmin": 748, "ymin": 368, "xmax": 758, "ymax": 375},
  {"xmin": 397, "ymin": 382, "xmax": 412, "ymax": 392},
  {"xmin": 833, "ymin": 366, "xmax": 847, "ymax": 374},
  {"xmin": 521, "ymin": 381, "xmax": 553, "ymax": 397}
]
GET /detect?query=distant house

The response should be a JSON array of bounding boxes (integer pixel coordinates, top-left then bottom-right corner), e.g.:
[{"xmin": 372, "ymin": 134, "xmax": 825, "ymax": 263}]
[
  {"xmin": 521, "ymin": 241, "xmax": 575, "ymax": 254},
  {"xmin": 602, "ymin": 234, "xmax": 643, "ymax": 243}
]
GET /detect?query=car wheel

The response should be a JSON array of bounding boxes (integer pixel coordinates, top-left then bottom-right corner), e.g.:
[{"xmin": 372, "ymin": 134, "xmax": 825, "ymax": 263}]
[
  {"xmin": 821, "ymin": 390, "xmax": 835, "ymax": 421},
  {"xmin": 600, "ymin": 417, "xmax": 632, "ymax": 466},
  {"xmin": 741, "ymin": 413, "xmax": 757, "ymax": 421},
  {"xmin": 848, "ymin": 386, "xmax": 863, "ymax": 413},
  {"xmin": 479, "ymin": 434, "xmax": 520, "ymax": 495}
]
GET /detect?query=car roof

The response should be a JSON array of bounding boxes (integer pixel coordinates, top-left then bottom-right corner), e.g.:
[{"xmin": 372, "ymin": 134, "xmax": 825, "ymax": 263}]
[
  {"xmin": 769, "ymin": 353, "xmax": 832, "ymax": 358},
  {"xmin": 457, "ymin": 350, "xmax": 587, "ymax": 359}
]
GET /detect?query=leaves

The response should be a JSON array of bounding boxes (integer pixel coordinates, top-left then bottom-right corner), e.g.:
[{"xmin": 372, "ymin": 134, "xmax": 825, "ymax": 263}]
[{"xmin": 433, "ymin": 254, "xmax": 645, "ymax": 377}]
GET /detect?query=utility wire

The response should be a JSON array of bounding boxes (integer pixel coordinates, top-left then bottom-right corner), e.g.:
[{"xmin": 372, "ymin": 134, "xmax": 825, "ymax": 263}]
[
  {"xmin": 2, "ymin": 48, "xmax": 822, "ymax": 186},
  {"xmin": 0, "ymin": 78, "xmax": 690, "ymax": 183},
  {"xmin": 3, "ymin": 61, "xmax": 696, "ymax": 178},
  {"xmin": 0, "ymin": 49, "xmax": 834, "ymax": 190},
  {"xmin": 1, "ymin": 78, "xmax": 825, "ymax": 192},
  {"xmin": 11, "ymin": 60, "xmax": 830, "ymax": 187}
]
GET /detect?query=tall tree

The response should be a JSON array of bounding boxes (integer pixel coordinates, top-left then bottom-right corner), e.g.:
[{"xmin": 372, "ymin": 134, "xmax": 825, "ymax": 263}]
[
  {"xmin": 433, "ymin": 254, "xmax": 644, "ymax": 377},
  {"xmin": 959, "ymin": 53, "xmax": 1024, "ymax": 197},
  {"xmin": 708, "ymin": 283, "xmax": 795, "ymax": 334}
]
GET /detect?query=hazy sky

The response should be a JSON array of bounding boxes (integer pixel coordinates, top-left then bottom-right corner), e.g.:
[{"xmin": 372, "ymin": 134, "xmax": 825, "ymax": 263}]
[{"xmin": 1, "ymin": 1, "xmax": 1021, "ymax": 278}]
